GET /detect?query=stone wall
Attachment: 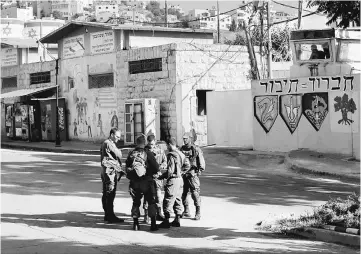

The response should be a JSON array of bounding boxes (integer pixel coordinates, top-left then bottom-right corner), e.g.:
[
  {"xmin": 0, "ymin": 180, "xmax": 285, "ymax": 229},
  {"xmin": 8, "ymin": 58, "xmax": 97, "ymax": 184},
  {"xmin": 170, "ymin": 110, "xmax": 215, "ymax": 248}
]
[
  {"xmin": 175, "ymin": 43, "xmax": 252, "ymax": 145},
  {"xmin": 116, "ymin": 44, "xmax": 178, "ymax": 141}
]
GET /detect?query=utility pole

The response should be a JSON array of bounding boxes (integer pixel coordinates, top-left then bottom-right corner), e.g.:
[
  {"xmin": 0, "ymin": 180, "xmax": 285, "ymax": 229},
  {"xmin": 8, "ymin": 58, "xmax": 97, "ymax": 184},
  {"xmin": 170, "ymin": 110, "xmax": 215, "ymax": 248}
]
[
  {"xmin": 267, "ymin": 0, "xmax": 272, "ymax": 79},
  {"xmin": 55, "ymin": 58, "xmax": 61, "ymax": 147},
  {"xmin": 165, "ymin": 0, "xmax": 168, "ymax": 27},
  {"xmin": 217, "ymin": 0, "xmax": 220, "ymax": 43},
  {"xmin": 132, "ymin": 5, "xmax": 135, "ymax": 26},
  {"xmin": 297, "ymin": 0, "xmax": 303, "ymax": 29}
]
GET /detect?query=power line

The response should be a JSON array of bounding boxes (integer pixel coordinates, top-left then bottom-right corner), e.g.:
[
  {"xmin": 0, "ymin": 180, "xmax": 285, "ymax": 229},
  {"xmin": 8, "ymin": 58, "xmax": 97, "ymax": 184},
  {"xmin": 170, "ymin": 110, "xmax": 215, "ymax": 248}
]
[{"xmin": 271, "ymin": 0, "xmax": 324, "ymax": 16}]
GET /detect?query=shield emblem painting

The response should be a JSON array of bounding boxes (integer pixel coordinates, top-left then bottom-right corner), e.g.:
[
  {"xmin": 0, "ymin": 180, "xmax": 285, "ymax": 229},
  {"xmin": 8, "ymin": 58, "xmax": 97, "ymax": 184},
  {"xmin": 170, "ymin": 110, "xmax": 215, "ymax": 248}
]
[
  {"xmin": 279, "ymin": 94, "xmax": 303, "ymax": 134},
  {"xmin": 302, "ymin": 93, "xmax": 328, "ymax": 131},
  {"xmin": 254, "ymin": 95, "xmax": 278, "ymax": 133}
]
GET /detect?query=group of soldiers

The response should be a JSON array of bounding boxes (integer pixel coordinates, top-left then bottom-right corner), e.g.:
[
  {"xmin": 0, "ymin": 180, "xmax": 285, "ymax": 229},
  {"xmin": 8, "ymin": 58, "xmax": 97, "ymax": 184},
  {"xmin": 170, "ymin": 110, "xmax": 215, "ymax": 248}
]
[{"xmin": 100, "ymin": 127, "xmax": 206, "ymax": 231}]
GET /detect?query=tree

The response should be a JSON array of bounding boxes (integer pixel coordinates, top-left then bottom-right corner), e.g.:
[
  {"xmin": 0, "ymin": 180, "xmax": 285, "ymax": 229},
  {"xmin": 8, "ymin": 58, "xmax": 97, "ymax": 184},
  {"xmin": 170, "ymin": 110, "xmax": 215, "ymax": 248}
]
[
  {"xmin": 71, "ymin": 13, "xmax": 82, "ymax": 20},
  {"xmin": 307, "ymin": 1, "xmax": 360, "ymax": 28},
  {"xmin": 146, "ymin": 1, "xmax": 165, "ymax": 23},
  {"xmin": 334, "ymin": 94, "xmax": 357, "ymax": 125},
  {"xmin": 52, "ymin": 10, "xmax": 63, "ymax": 20},
  {"xmin": 229, "ymin": 19, "xmax": 237, "ymax": 32},
  {"xmin": 168, "ymin": 8, "xmax": 183, "ymax": 20}
]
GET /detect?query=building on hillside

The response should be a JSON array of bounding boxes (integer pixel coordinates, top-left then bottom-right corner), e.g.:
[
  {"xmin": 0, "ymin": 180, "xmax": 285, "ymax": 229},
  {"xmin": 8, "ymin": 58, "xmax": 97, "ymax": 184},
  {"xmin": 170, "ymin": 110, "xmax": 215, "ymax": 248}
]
[
  {"xmin": 51, "ymin": 0, "xmax": 84, "ymax": 20},
  {"xmin": 167, "ymin": 14, "xmax": 178, "ymax": 24},
  {"xmin": 1, "ymin": 4, "xmax": 34, "ymax": 21},
  {"xmin": 272, "ymin": 11, "xmax": 296, "ymax": 23},
  {"xmin": 94, "ymin": 2, "xmax": 119, "ymax": 22},
  {"xmin": 119, "ymin": 9, "xmax": 149, "ymax": 25},
  {"xmin": 169, "ymin": 4, "xmax": 184, "ymax": 15},
  {"xmin": 33, "ymin": 1, "xmax": 53, "ymax": 18},
  {"xmin": 187, "ymin": 8, "xmax": 232, "ymax": 31}
]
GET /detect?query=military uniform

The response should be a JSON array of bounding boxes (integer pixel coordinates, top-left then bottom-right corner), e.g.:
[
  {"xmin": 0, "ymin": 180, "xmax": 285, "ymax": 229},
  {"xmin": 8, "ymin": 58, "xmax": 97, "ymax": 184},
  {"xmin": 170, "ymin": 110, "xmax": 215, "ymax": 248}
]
[
  {"xmin": 180, "ymin": 143, "xmax": 205, "ymax": 220},
  {"xmin": 100, "ymin": 138, "xmax": 124, "ymax": 222},
  {"xmin": 143, "ymin": 144, "xmax": 167, "ymax": 221},
  {"xmin": 160, "ymin": 150, "xmax": 185, "ymax": 220},
  {"xmin": 126, "ymin": 147, "xmax": 159, "ymax": 231}
]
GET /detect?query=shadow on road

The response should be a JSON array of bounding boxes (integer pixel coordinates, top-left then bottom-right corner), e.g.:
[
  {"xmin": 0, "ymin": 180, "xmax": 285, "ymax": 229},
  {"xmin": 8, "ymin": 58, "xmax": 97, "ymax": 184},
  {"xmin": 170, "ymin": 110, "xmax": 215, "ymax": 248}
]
[{"xmin": 2, "ymin": 211, "xmax": 358, "ymax": 254}]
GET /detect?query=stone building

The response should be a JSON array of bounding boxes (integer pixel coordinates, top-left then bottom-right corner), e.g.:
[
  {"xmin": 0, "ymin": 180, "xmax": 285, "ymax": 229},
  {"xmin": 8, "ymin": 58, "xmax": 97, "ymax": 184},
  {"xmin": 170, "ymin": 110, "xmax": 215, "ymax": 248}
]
[{"xmin": 1, "ymin": 21, "xmax": 256, "ymax": 145}]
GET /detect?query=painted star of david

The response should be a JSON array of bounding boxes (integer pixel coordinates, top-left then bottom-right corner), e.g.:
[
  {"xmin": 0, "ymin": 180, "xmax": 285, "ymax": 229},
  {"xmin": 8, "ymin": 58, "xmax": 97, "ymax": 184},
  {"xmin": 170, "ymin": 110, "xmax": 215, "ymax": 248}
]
[
  {"xmin": 3, "ymin": 25, "xmax": 12, "ymax": 36},
  {"xmin": 28, "ymin": 28, "xmax": 37, "ymax": 38}
]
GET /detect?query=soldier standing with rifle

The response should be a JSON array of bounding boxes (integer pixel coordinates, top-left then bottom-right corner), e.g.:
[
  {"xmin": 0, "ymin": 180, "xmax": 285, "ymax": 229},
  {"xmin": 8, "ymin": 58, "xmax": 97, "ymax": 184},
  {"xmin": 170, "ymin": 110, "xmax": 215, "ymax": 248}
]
[
  {"xmin": 100, "ymin": 127, "xmax": 126, "ymax": 223},
  {"xmin": 125, "ymin": 135, "xmax": 159, "ymax": 231},
  {"xmin": 180, "ymin": 132, "xmax": 206, "ymax": 221}
]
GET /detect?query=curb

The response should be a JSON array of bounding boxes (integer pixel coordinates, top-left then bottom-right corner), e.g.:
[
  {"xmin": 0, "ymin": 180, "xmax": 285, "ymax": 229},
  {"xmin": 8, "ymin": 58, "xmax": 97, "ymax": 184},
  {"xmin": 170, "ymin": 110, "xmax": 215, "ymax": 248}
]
[
  {"xmin": 321, "ymin": 225, "xmax": 360, "ymax": 235},
  {"xmin": 284, "ymin": 154, "xmax": 360, "ymax": 181},
  {"xmin": 1, "ymin": 143, "xmax": 100, "ymax": 155},
  {"xmin": 287, "ymin": 227, "xmax": 360, "ymax": 247}
]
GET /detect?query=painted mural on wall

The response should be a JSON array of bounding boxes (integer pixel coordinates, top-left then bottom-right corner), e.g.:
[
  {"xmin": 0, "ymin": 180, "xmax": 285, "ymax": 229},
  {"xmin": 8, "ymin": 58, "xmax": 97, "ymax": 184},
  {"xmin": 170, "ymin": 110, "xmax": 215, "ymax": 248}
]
[
  {"xmin": 280, "ymin": 94, "xmax": 302, "ymax": 134},
  {"xmin": 254, "ymin": 95, "xmax": 278, "ymax": 133},
  {"xmin": 302, "ymin": 93, "xmax": 328, "ymax": 131},
  {"xmin": 252, "ymin": 75, "xmax": 359, "ymax": 134},
  {"xmin": 62, "ymin": 55, "xmax": 118, "ymax": 141},
  {"xmin": 330, "ymin": 92, "xmax": 359, "ymax": 133}
]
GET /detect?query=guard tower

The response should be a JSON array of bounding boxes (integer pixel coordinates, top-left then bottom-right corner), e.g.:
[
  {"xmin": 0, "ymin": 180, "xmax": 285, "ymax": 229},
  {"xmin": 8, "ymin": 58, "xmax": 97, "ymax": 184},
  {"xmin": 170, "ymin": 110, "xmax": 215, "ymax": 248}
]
[{"xmin": 289, "ymin": 27, "xmax": 361, "ymax": 77}]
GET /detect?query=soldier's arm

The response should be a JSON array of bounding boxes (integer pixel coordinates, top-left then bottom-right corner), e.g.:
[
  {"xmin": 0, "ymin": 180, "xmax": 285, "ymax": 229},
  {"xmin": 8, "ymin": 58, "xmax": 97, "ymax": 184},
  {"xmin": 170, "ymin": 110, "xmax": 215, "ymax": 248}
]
[
  {"xmin": 196, "ymin": 147, "xmax": 206, "ymax": 171},
  {"xmin": 159, "ymin": 155, "xmax": 175, "ymax": 180},
  {"xmin": 160, "ymin": 150, "xmax": 167, "ymax": 170}
]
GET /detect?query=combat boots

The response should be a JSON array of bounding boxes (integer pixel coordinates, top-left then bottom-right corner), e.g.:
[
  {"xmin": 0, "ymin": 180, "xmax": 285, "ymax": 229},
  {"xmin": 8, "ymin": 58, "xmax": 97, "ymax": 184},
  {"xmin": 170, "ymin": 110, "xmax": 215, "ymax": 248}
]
[
  {"xmin": 171, "ymin": 215, "xmax": 181, "ymax": 227},
  {"xmin": 181, "ymin": 205, "xmax": 191, "ymax": 218},
  {"xmin": 133, "ymin": 218, "xmax": 140, "ymax": 231},
  {"xmin": 194, "ymin": 206, "xmax": 201, "ymax": 220},
  {"xmin": 143, "ymin": 209, "xmax": 149, "ymax": 223},
  {"xmin": 156, "ymin": 207, "xmax": 165, "ymax": 221},
  {"xmin": 158, "ymin": 218, "xmax": 171, "ymax": 228},
  {"xmin": 150, "ymin": 217, "xmax": 159, "ymax": 231}
]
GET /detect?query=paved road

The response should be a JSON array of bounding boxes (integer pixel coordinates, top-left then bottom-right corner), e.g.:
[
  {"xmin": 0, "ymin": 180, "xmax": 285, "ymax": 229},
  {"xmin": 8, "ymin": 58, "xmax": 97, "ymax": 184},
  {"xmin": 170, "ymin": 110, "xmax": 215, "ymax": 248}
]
[{"xmin": 1, "ymin": 148, "xmax": 359, "ymax": 254}]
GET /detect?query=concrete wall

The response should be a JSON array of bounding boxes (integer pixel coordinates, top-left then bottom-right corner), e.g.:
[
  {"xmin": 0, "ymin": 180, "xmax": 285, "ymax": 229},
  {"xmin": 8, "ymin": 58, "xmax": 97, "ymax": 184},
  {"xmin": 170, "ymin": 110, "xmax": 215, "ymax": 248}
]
[
  {"xmin": 207, "ymin": 90, "xmax": 253, "ymax": 148},
  {"xmin": 59, "ymin": 53, "xmax": 117, "ymax": 142},
  {"xmin": 175, "ymin": 43, "xmax": 253, "ymax": 146},
  {"xmin": 252, "ymin": 74, "xmax": 360, "ymax": 159},
  {"xmin": 128, "ymin": 30, "xmax": 214, "ymax": 48}
]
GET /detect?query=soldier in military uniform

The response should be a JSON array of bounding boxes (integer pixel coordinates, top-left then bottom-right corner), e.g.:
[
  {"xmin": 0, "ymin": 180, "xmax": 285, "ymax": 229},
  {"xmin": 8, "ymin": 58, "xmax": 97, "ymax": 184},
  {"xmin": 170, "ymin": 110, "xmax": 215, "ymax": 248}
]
[
  {"xmin": 180, "ymin": 133, "xmax": 205, "ymax": 220},
  {"xmin": 125, "ymin": 135, "xmax": 159, "ymax": 231},
  {"xmin": 143, "ymin": 134, "xmax": 167, "ymax": 222},
  {"xmin": 158, "ymin": 137, "xmax": 185, "ymax": 228},
  {"xmin": 100, "ymin": 127, "xmax": 125, "ymax": 223}
]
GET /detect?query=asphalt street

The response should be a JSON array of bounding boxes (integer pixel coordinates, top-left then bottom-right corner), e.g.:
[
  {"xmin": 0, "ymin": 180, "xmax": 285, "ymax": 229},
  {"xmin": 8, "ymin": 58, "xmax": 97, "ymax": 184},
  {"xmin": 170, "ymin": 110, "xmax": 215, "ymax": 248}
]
[{"xmin": 1, "ymin": 148, "xmax": 360, "ymax": 254}]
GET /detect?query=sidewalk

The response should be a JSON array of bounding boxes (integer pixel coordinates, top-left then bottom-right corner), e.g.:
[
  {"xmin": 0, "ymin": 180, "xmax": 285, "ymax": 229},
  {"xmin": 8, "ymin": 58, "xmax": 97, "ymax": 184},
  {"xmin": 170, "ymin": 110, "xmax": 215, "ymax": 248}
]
[
  {"xmin": 285, "ymin": 149, "xmax": 360, "ymax": 181},
  {"xmin": 0, "ymin": 139, "xmax": 133, "ymax": 155}
]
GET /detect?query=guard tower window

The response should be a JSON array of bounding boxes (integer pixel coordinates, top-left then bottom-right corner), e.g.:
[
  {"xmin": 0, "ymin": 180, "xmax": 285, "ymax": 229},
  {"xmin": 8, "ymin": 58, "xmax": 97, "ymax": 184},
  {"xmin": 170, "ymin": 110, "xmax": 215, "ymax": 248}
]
[
  {"xmin": 295, "ymin": 41, "xmax": 331, "ymax": 61},
  {"xmin": 30, "ymin": 71, "xmax": 51, "ymax": 85},
  {"xmin": 196, "ymin": 90, "xmax": 212, "ymax": 116},
  {"xmin": 338, "ymin": 40, "xmax": 360, "ymax": 62}
]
